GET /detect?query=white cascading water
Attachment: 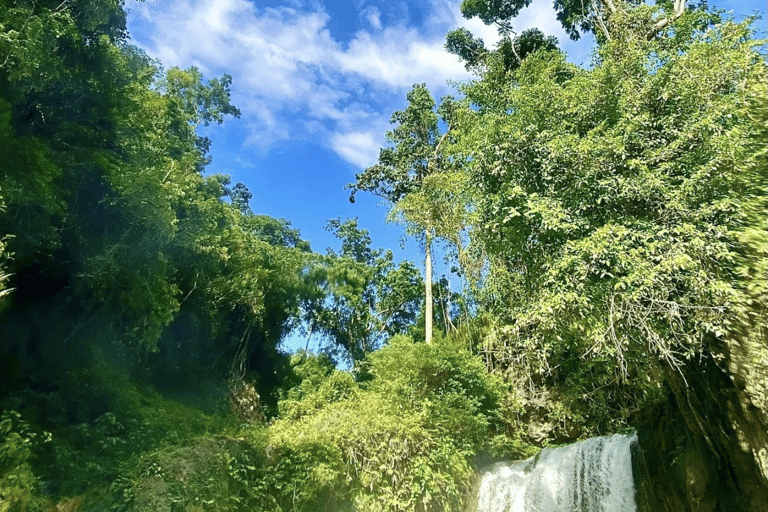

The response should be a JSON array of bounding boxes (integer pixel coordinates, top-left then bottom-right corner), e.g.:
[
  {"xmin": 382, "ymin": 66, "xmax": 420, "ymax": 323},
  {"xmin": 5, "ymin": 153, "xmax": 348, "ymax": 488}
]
[{"xmin": 476, "ymin": 433, "xmax": 637, "ymax": 512}]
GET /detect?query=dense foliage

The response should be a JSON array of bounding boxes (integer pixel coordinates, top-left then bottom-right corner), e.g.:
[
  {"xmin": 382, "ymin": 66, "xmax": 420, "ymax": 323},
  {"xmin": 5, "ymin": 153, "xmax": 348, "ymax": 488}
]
[
  {"xmin": 393, "ymin": 0, "xmax": 767, "ymax": 506},
  {"xmin": 301, "ymin": 219, "xmax": 423, "ymax": 362},
  {"xmin": 0, "ymin": 0, "xmax": 454, "ymax": 508},
  {"xmin": 437, "ymin": 2, "xmax": 766, "ymax": 435},
  {"xmin": 1, "ymin": 0, "xmax": 765, "ymax": 510},
  {"xmin": 353, "ymin": 3, "xmax": 767, "ymax": 503},
  {"xmin": 118, "ymin": 337, "xmax": 511, "ymax": 512}
]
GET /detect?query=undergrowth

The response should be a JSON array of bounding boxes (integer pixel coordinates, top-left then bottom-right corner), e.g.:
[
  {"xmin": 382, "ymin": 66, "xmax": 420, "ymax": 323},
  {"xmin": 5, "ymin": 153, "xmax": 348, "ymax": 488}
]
[{"xmin": 2, "ymin": 336, "xmax": 538, "ymax": 511}]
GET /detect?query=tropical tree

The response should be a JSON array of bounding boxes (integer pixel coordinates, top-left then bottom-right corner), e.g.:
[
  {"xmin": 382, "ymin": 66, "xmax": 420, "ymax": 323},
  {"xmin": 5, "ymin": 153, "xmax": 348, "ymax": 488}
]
[
  {"xmin": 302, "ymin": 219, "xmax": 423, "ymax": 361},
  {"xmin": 0, "ymin": 0, "xmax": 311, "ymax": 406},
  {"xmin": 443, "ymin": 0, "xmax": 767, "ymax": 504},
  {"xmin": 349, "ymin": 85, "xmax": 459, "ymax": 344},
  {"xmin": 451, "ymin": 0, "xmax": 695, "ymax": 42}
]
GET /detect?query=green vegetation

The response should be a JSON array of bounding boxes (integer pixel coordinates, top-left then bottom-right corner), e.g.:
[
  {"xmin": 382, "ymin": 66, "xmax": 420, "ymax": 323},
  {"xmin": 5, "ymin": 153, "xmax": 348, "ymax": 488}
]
[
  {"xmin": 8, "ymin": 339, "xmax": 508, "ymax": 511},
  {"xmin": 301, "ymin": 219, "xmax": 423, "ymax": 362},
  {"xmin": 446, "ymin": 0, "xmax": 767, "ymax": 449},
  {"xmin": 0, "ymin": 0, "xmax": 765, "ymax": 510},
  {"xmin": 233, "ymin": 337, "xmax": 507, "ymax": 512}
]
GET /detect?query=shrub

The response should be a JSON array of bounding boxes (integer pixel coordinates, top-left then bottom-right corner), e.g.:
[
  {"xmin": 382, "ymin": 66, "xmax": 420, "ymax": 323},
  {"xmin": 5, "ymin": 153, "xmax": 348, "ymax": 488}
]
[
  {"xmin": 278, "ymin": 370, "xmax": 359, "ymax": 421},
  {"xmin": 39, "ymin": 352, "xmax": 232, "ymax": 497},
  {"xmin": 367, "ymin": 335, "xmax": 505, "ymax": 453},
  {"xmin": 247, "ymin": 393, "xmax": 472, "ymax": 512},
  {"xmin": 0, "ymin": 411, "xmax": 48, "ymax": 512},
  {"xmin": 226, "ymin": 335, "xmax": 505, "ymax": 511}
]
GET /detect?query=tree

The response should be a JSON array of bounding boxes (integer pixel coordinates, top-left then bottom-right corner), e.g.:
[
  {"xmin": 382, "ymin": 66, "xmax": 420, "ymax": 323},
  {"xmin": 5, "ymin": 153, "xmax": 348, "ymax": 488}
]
[
  {"xmin": 553, "ymin": 0, "xmax": 698, "ymax": 41},
  {"xmin": 447, "ymin": 25, "xmax": 560, "ymax": 75},
  {"xmin": 302, "ymin": 219, "xmax": 422, "ymax": 362},
  {"xmin": 162, "ymin": 66, "xmax": 241, "ymax": 129},
  {"xmin": 452, "ymin": 0, "xmax": 700, "ymax": 42},
  {"xmin": 0, "ymin": 0, "xmax": 306, "ymax": 403},
  {"xmin": 349, "ymin": 85, "xmax": 454, "ymax": 344},
  {"xmin": 446, "ymin": 2, "xmax": 767, "ymax": 505},
  {"xmin": 228, "ymin": 182, "xmax": 253, "ymax": 214}
]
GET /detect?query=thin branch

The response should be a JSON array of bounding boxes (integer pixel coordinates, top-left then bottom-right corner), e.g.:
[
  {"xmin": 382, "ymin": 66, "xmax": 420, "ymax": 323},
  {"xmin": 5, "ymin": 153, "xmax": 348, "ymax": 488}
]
[
  {"xmin": 650, "ymin": 0, "xmax": 687, "ymax": 38},
  {"xmin": 54, "ymin": 0, "xmax": 70, "ymax": 13},
  {"xmin": 179, "ymin": 275, "xmax": 198, "ymax": 306},
  {"xmin": 593, "ymin": 0, "xmax": 613, "ymax": 41},
  {"xmin": 508, "ymin": 35, "xmax": 523, "ymax": 65},
  {"xmin": 304, "ymin": 325, "xmax": 314, "ymax": 353},
  {"xmin": 434, "ymin": 124, "xmax": 452, "ymax": 156},
  {"xmin": 161, "ymin": 161, "xmax": 175, "ymax": 183}
]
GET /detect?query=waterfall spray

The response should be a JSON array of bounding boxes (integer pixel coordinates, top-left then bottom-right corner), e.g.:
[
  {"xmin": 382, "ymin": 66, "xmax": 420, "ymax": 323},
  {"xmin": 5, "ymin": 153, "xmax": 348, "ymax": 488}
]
[{"xmin": 476, "ymin": 433, "xmax": 637, "ymax": 512}]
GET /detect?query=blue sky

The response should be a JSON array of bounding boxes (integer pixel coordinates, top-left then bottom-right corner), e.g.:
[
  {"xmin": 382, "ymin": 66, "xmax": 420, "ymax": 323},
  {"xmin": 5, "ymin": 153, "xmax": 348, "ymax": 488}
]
[
  {"xmin": 124, "ymin": 0, "xmax": 600, "ymax": 256},
  {"xmin": 125, "ymin": 0, "xmax": 765, "ymax": 351}
]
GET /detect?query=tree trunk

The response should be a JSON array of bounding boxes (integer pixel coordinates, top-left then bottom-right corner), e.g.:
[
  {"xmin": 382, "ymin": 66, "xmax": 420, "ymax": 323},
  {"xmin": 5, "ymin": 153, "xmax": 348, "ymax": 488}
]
[{"xmin": 425, "ymin": 229, "xmax": 433, "ymax": 345}]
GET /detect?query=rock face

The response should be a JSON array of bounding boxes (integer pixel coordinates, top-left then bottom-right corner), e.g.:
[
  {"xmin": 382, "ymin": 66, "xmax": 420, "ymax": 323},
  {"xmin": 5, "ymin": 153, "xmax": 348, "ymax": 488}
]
[
  {"xmin": 521, "ymin": 400, "xmax": 582, "ymax": 445},
  {"xmin": 228, "ymin": 378, "xmax": 266, "ymax": 424},
  {"xmin": 634, "ymin": 333, "xmax": 768, "ymax": 512},
  {"xmin": 719, "ymin": 328, "xmax": 768, "ymax": 488},
  {"xmin": 634, "ymin": 397, "xmax": 723, "ymax": 512}
]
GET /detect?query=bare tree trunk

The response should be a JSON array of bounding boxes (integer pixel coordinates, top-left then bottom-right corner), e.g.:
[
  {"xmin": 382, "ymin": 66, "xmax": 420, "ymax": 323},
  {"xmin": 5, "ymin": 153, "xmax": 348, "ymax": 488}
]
[{"xmin": 425, "ymin": 229, "xmax": 433, "ymax": 345}]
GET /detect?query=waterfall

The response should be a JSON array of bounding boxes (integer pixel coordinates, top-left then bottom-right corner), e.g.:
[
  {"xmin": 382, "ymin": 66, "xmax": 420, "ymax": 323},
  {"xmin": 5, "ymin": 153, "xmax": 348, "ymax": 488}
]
[{"xmin": 476, "ymin": 433, "xmax": 637, "ymax": 512}]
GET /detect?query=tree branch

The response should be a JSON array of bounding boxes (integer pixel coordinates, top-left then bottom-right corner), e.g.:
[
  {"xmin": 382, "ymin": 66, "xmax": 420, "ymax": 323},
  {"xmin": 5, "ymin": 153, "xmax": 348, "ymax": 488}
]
[
  {"xmin": 592, "ymin": 0, "xmax": 613, "ymax": 41},
  {"xmin": 434, "ymin": 124, "xmax": 452, "ymax": 156},
  {"xmin": 54, "ymin": 0, "xmax": 70, "ymax": 13},
  {"xmin": 161, "ymin": 161, "xmax": 175, "ymax": 183},
  {"xmin": 179, "ymin": 274, "xmax": 198, "ymax": 306},
  {"xmin": 650, "ymin": 0, "xmax": 687, "ymax": 38},
  {"xmin": 600, "ymin": 0, "xmax": 618, "ymax": 15}
]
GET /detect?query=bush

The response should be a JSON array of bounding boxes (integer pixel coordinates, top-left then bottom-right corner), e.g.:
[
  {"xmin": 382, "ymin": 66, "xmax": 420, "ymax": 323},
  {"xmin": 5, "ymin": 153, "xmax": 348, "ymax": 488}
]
[
  {"xmin": 38, "ymin": 351, "xmax": 232, "ymax": 498},
  {"xmin": 118, "ymin": 436, "xmax": 261, "ymax": 512},
  {"xmin": 367, "ymin": 334, "xmax": 505, "ymax": 453},
  {"xmin": 278, "ymin": 369, "xmax": 359, "ymax": 421},
  {"xmin": 21, "ymin": 335, "xmax": 525, "ymax": 511},
  {"xmin": 219, "ymin": 335, "xmax": 506, "ymax": 512},
  {"xmin": 245, "ymin": 394, "xmax": 472, "ymax": 512},
  {"xmin": 0, "ymin": 411, "xmax": 48, "ymax": 512}
]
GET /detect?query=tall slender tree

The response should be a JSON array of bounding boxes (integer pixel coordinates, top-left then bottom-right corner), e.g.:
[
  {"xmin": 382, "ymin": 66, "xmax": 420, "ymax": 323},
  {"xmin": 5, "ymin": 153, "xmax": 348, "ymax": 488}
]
[{"xmin": 348, "ymin": 84, "xmax": 451, "ymax": 344}]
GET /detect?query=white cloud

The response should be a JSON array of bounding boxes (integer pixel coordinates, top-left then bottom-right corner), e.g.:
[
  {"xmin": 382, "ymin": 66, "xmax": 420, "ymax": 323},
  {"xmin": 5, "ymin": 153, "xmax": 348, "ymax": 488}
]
[
  {"xmin": 361, "ymin": 6, "xmax": 382, "ymax": 30},
  {"xmin": 126, "ymin": 0, "xmax": 584, "ymax": 169},
  {"xmin": 339, "ymin": 27, "xmax": 469, "ymax": 89},
  {"xmin": 330, "ymin": 130, "xmax": 382, "ymax": 169}
]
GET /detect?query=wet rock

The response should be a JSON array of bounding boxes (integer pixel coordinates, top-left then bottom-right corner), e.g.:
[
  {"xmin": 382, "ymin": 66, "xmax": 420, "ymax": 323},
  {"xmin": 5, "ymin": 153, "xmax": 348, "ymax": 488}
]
[{"xmin": 634, "ymin": 343, "xmax": 768, "ymax": 512}]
